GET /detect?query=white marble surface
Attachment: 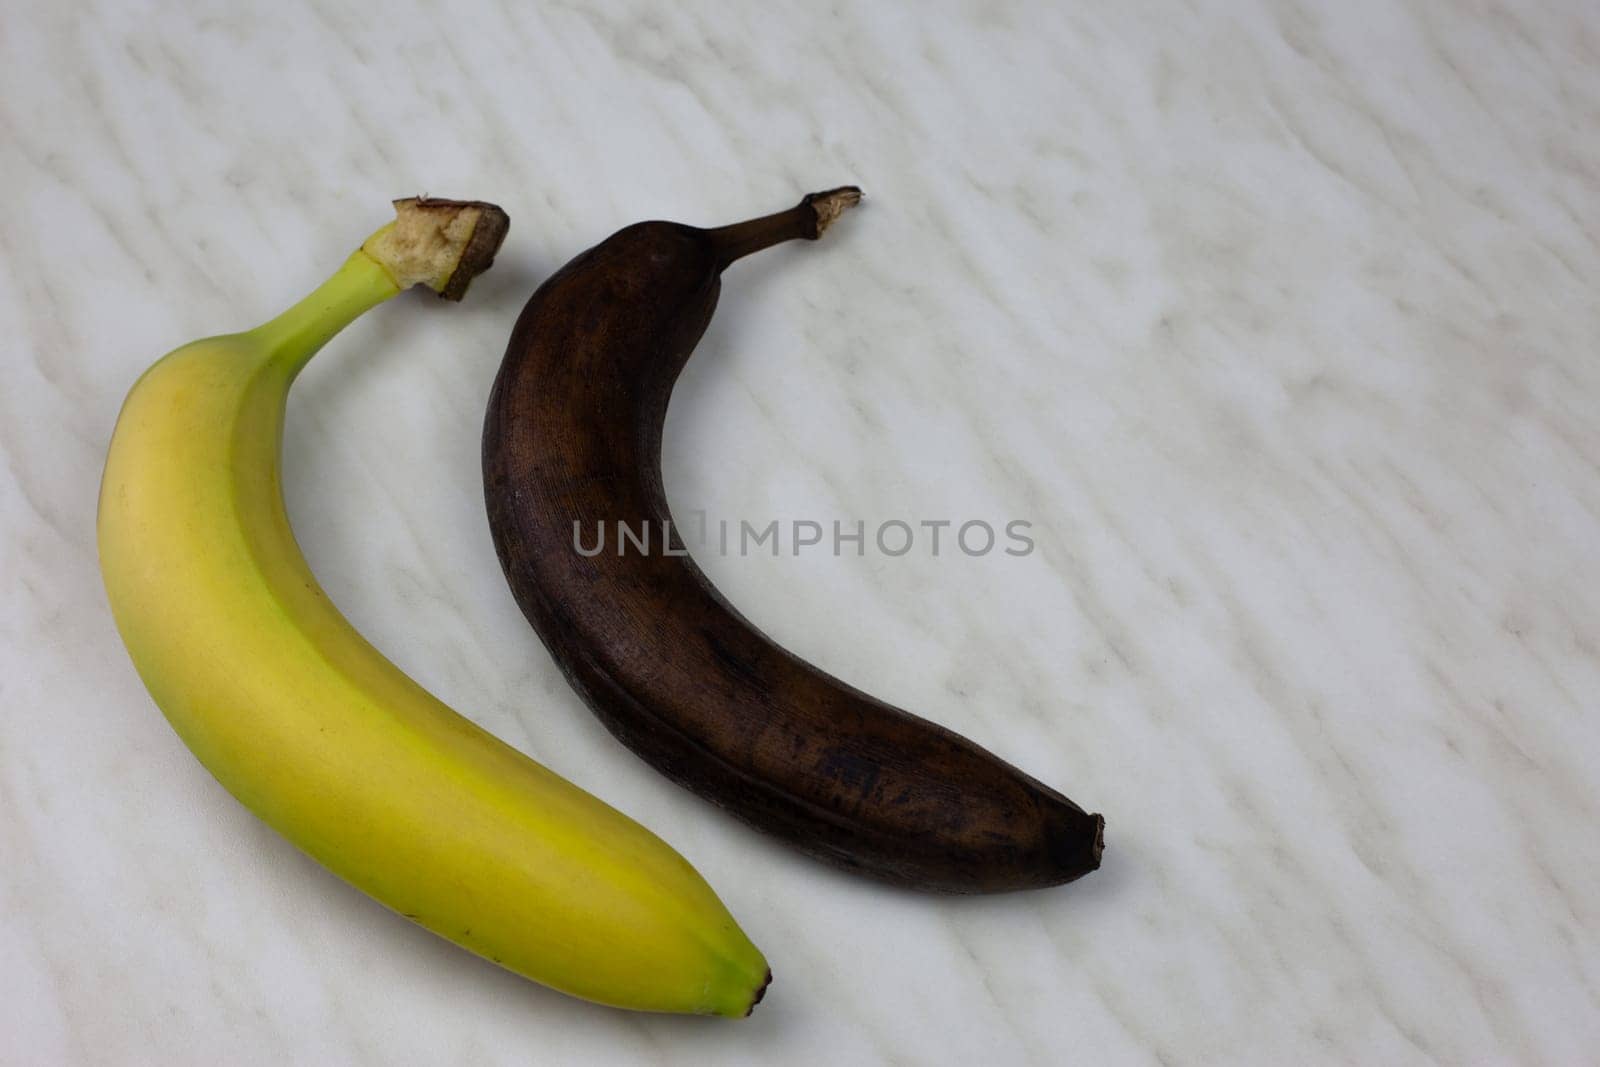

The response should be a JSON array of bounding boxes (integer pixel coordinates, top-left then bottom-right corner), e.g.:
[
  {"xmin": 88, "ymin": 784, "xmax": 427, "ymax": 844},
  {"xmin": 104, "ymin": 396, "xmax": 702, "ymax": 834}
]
[{"xmin": 4, "ymin": 0, "xmax": 1599, "ymax": 1062}]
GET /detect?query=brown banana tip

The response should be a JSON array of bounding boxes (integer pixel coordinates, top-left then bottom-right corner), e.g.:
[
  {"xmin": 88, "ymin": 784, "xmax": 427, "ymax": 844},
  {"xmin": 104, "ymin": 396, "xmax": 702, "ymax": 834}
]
[
  {"xmin": 746, "ymin": 968, "xmax": 773, "ymax": 1016},
  {"xmin": 437, "ymin": 200, "xmax": 511, "ymax": 301},
  {"xmin": 1090, "ymin": 814, "xmax": 1106, "ymax": 869},
  {"xmin": 803, "ymin": 186, "xmax": 863, "ymax": 238}
]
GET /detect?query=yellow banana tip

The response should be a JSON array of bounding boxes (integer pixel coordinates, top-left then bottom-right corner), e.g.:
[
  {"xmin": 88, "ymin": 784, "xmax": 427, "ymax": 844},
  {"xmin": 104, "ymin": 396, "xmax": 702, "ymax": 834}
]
[{"xmin": 747, "ymin": 968, "xmax": 773, "ymax": 1017}]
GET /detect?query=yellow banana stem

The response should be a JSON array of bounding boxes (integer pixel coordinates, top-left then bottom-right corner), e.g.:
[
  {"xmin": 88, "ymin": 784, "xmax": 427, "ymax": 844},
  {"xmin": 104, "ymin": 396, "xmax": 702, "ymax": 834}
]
[{"xmin": 250, "ymin": 250, "xmax": 401, "ymax": 378}]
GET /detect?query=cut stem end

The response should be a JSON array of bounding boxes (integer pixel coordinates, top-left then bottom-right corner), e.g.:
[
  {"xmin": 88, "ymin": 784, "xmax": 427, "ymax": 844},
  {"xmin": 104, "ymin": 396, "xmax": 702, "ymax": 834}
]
[
  {"xmin": 803, "ymin": 186, "xmax": 863, "ymax": 238},
  {"xmin": 361, "ymin": 197, "xmax": 510, "ymax": 301}
]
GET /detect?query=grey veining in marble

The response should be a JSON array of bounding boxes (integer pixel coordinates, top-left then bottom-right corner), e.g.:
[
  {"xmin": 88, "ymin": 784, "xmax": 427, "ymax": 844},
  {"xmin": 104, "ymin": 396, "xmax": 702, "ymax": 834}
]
[{"xmin": 3, "ymin": 0, "xmax": 1599, "ymax": 1063}]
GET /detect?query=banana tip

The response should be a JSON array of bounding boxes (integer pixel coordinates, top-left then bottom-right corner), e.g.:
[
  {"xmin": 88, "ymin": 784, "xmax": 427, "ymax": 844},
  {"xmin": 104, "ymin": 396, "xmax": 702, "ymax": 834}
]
[{"xmin": 745, "ymin": 967, "xmax": 773, "ymax": 1017}]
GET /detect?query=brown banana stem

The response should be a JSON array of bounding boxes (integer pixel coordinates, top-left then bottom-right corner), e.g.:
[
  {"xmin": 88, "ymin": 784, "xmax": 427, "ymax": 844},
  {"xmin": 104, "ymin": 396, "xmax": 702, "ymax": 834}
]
[{"xmin": 707, "ymin": 186, "xmax": 862, "ymax": 267}]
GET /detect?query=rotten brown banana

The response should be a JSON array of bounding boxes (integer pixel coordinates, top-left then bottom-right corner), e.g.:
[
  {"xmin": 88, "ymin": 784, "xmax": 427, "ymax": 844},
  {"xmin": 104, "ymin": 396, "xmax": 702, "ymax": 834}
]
[{"xmin": 482, "ymin": 188, "xmax": 1104, "ymax": 893}]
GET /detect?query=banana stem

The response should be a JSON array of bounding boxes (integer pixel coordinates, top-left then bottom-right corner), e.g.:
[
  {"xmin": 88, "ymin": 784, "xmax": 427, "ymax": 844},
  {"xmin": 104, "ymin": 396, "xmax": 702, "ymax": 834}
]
[
  {"xmin": 248, "ymin": 197, "xmax": 510, "ymax": 378},
  {"xmin": 250, "ymin": 250, "xmax": 402, "ymax": 378},
  {"xmin": 706, "ymin": 186, "xmax": 862, "ymax": 269}
]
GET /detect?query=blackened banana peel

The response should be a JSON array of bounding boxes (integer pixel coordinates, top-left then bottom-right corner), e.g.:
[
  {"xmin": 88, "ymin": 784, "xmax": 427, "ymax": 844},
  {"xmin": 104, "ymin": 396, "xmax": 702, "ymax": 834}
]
[{"xmin": 483, "ymin": 189, "xmax": 1103, "ymax": 893}]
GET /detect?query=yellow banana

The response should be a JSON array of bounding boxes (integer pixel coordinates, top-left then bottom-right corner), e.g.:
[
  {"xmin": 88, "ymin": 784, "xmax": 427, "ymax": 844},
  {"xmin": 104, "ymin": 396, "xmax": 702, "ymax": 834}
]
[{"xmin": 97, "ymin": 199, "xmax": 770, "ymax": 1016}]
